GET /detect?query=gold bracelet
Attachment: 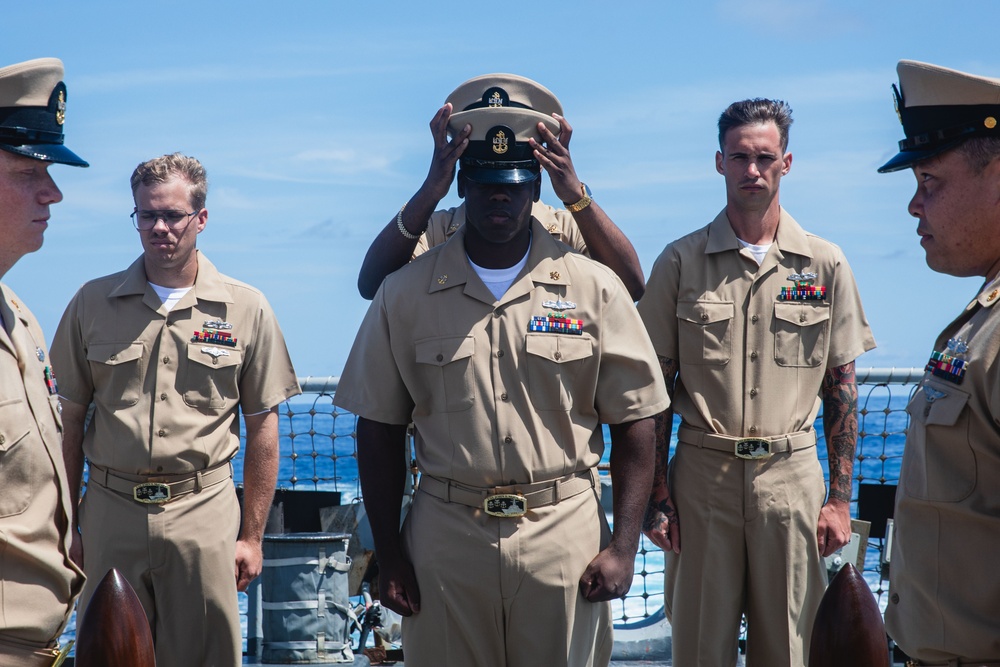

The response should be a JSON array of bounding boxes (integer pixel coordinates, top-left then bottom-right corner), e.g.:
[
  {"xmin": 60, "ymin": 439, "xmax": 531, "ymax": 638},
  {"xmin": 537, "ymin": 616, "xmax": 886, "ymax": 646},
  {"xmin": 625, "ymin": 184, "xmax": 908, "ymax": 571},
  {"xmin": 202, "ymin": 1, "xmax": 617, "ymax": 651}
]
[
  {"xmin": 396, "ymin": 201, "xmax": 422, "ymax": 240},
  {"xmin": 564, "ymin": 183, "xmax": 593, "ymax": 213}
]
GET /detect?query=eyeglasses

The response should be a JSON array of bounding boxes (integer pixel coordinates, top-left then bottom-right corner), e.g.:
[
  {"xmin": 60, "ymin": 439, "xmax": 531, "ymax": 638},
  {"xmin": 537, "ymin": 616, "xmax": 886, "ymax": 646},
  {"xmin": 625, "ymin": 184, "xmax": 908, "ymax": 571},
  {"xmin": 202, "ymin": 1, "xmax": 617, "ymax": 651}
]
[{"xmin": 130, "ymin": 209, "xmax": 200, "ymax": 231}]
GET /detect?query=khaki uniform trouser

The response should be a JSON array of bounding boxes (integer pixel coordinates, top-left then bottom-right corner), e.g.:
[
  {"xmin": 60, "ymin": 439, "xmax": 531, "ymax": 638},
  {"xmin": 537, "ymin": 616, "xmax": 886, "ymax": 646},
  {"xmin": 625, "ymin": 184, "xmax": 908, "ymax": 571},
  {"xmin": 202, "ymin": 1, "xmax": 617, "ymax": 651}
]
[
  {"xmin": 665, "ymin": 442, "xmax": 827, "ymax": 667},
  {"xmin": 78, "ymin": 475, "xmax": 242, "ymax": 667},
  {"xmin": 0, "ymin": 636, "xmax": 61, "ymax": 667},
  {"xmin": 401, "ymin": 481, "xmax": 612, "ymax": 667}
]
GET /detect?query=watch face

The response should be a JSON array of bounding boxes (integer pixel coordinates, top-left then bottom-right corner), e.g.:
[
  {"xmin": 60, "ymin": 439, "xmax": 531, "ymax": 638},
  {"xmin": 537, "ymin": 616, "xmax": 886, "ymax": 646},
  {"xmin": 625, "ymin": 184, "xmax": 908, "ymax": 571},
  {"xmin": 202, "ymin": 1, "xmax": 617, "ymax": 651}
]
[{"xmin": 582, "ymin": 183, "xmax": 592, "ymax": 198}]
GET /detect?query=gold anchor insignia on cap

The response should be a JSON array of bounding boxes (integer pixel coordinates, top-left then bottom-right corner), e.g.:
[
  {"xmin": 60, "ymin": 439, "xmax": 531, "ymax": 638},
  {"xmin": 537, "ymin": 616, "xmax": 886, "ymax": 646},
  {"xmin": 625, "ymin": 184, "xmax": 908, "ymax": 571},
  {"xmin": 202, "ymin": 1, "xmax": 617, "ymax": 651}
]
[
  {"xmin": 986, "ymin": 117, "xmax": 997, "ymax": 130},
  {"xmin": 56, "ymin": 90, "xmax": 66, "ymax": 125},
  {"xmin": 489, "ymin": 91, "xmax": 503, "ymax": 107},
  {"xmin": 492, "ymin": 129, "xmax": 509, "ymax": 155},
  {"xmin": 437, "ymin": 274, "xmax": 448, "ymax": 285},
  {"xmin": 550, "ymin": 271, "xmax": 560, "ymax": 280}
]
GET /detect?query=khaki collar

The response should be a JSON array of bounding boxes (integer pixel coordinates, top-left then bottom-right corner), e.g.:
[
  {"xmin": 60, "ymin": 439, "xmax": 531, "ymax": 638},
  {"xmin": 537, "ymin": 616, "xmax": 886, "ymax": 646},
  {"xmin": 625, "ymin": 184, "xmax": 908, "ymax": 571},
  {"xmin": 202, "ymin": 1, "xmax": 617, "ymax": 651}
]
[
  {"xmin": 108, "ymin": 251, "xmax": 234, "ymax": 306},
  {"xmin": 426, "ymin": 218, "xmax": 573, "ymax": 306},
  {"xmin": 973, "ymin": 272, "xmax": 1000, "ymax": 310},
  {"xmin": 704, "ymin": 207, "xmax": 814, "ymax": 260}
]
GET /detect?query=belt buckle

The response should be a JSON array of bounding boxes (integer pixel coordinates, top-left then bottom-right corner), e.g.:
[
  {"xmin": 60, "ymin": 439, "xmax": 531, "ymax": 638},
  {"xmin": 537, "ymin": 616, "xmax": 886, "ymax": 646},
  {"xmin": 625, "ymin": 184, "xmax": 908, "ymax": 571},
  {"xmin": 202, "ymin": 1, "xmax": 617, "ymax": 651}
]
[
  {"xmin": 484, "ymin": 493, "xmax": 527, "ymax": 518},
  {"xmin": 133, "ymin": 482, "xmax": 171, "ymax": 504},
  {"xmin": 735, "ymin": 438, "xmax": 771, "ymax": 460}
]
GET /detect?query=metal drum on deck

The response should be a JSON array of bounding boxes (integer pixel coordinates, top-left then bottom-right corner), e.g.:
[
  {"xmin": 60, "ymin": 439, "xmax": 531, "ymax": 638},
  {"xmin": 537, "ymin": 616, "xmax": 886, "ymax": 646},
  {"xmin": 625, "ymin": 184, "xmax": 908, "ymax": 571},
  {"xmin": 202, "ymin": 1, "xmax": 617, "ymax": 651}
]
[{"xmin": 261, "ymin": 532, "xmax": 355, "ymax": 664}]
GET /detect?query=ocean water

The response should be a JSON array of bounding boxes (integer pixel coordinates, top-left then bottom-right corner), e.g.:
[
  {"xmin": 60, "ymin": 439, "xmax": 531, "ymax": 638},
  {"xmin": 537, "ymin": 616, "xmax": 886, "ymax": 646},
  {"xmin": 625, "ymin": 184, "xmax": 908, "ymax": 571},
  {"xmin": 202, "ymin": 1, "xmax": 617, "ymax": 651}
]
[{"xmin": 60, "ymin": 381, "xmax": 915, "ymax": 650}]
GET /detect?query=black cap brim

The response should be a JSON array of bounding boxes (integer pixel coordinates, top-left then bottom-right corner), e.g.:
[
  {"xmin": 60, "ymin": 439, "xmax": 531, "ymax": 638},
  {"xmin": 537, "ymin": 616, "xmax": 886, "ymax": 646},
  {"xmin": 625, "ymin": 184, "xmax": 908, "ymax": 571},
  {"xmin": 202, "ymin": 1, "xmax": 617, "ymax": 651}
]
[
  {"xmin": 461, "ymin": 166, "xmax": 540, "ymax": 185},
  {"xmin": 878, "ymin": 138, "xmax": 966, "ymax": 174},
  {"xmin": 0, "ymin": 142, "xmax": 88, "ymax": 167}
]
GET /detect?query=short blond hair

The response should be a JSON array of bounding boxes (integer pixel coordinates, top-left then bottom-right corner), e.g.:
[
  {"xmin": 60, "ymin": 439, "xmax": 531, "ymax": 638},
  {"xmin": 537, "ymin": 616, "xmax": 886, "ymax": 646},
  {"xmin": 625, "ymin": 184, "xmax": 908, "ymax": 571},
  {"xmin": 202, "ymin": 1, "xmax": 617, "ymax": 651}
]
[{"xmin": 130, "ymin": 153, "xmax": 208, "ymax": 210}]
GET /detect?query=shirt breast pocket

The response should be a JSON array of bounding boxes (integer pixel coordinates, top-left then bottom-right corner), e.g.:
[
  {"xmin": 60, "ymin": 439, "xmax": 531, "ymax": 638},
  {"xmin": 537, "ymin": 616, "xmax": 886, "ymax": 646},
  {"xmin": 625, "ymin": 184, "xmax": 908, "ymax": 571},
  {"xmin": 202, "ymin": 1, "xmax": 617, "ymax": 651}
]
[
  {"xmin": 773, "ymin": 302, "xmax": 830, "ymax": 368},
  {"xmin": 182, "ymin": 345, "xmax": 242, "ymax": 410},
  {"xmin": 414, "ymin": 336, "xmax": 476, "ymax": 413},
  {"xmin": 903, "ymin": 380, "xmax": 974, "ymax": 502},
  {"xmin": 87, "ymin": 342, "xmax": 145, "ymax": 407},
  {"xmin": 0, "ymin": 399, "xmax": 34, "ymax": 518},
  {"xmin": 525, "ymin": 333, "xmax": 594, "ymax": 411},
  {"xmin": 677, "ymin": 300, "xmax": 734, "ymax": 366}
]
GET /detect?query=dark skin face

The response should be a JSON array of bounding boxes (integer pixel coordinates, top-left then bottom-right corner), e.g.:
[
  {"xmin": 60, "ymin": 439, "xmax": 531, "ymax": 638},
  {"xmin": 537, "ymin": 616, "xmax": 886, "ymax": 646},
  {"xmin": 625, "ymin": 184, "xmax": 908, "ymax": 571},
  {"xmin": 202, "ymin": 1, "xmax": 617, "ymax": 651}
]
[{"xmin": 459, "ymin": 173, "xmax": 540, "ymax": 269}]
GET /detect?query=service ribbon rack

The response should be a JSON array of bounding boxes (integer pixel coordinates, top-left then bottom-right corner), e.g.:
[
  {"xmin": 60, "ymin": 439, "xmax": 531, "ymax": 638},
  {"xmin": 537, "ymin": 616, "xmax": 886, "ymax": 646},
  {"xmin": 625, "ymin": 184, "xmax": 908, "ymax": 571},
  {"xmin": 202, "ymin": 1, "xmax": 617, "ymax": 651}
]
[
  {"xmin": 529, "ymin": 314, "xmax": 584, "ymax": 335},
  {"xmin": 779, "ymin": 271, "xmax": 826, "ymax": 301}
]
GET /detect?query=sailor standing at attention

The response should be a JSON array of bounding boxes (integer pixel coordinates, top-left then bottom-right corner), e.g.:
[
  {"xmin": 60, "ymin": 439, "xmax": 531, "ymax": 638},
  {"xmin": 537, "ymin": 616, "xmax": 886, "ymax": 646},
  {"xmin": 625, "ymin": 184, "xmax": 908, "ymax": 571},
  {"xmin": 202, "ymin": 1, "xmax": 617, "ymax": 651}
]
[
  {"xmin": 51, "ymin": 153, "xmax": 301, "ymax": 667},
  {"xmin": 356, "ymin": 73, "xmax": 646, "ymax": 301},
  {"xmin": 334, "ymin": 100, "xmax": 668, "ymax": 666},
  {"xmin": 637, "ymin": 98, "xmax": 876, "ymax": 667},
  {"xmin": 0, "ymin": 57, "xmax": 87, "ymax": 667},
  {"xmin": 878, "ymin": 60, "xmax": 1000, "ymax": 665}
]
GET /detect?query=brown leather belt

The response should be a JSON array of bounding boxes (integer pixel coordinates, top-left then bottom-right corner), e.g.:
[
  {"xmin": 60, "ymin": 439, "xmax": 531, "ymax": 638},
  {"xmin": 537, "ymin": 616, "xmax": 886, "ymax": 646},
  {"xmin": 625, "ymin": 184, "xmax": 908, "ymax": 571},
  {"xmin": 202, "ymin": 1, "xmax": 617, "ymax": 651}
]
[
  {"xmin": 88, "ymin": 461, "xmax": 233, "ymax": 505},
  {"xmin": 677, "ymin": 425, "xmax": 817, "ymax": 460},
  {"xmin": 418, "ymin": 469, "xmax": 597, "ymax": 518}
]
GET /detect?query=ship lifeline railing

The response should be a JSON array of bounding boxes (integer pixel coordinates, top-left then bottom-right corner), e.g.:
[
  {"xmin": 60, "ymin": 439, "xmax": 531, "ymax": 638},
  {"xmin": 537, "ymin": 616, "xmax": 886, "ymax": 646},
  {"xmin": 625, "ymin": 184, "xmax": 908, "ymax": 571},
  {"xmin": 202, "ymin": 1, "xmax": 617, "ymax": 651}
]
[{"xmin": 253, "ymin": 367, "xmax": 921, "ymax": 629}]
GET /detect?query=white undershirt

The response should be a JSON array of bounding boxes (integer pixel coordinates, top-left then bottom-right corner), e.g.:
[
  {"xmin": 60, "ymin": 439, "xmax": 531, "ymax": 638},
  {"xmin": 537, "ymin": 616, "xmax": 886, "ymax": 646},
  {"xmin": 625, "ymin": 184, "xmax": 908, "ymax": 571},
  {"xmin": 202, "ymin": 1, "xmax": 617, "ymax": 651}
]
[
  {"xmin": 149, "ymin": 282, "xmax": 192, "ymax": 312},
  {"xmin": 468, "ymin": 244, "xmax": 531, "ymax": 301},
  {"xmin": 737, "ymin": 237, "xmax": 773, "ymax": 265}
]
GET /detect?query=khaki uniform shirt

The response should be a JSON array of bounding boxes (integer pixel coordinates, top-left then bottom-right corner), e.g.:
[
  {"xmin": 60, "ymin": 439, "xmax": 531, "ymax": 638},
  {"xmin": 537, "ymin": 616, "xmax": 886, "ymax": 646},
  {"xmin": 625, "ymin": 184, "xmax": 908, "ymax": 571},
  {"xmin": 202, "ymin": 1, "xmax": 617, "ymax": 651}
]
[
  {"xmin": 335, "ymin": 219, "xmax": 669, "ymax": 487},
  {"xmin": 51, "ymin": 252, "xmax": 300, "ymax": 475},
  {"xmin": 638, "ymin": 208, "xmax": 875, "ymax": 437},
  {"xmin": 886, "ymin": 273, "xmax": 1000, "ymax": 661},
  {"xmin": 413, "ymin": 201, "xmax": 587, "ymax": 258},
  {"xmin": 0, "ymin": 285, "xmax": 83, "ymax": 646}
]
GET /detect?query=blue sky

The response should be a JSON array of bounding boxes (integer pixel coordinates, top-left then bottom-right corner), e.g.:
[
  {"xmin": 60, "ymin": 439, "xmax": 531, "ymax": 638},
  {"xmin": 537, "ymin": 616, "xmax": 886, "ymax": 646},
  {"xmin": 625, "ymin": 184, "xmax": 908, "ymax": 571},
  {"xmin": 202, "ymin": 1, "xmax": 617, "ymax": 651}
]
[{"xmin": 3, "ymin": 1, "xmax": 997, "ymax": 374}]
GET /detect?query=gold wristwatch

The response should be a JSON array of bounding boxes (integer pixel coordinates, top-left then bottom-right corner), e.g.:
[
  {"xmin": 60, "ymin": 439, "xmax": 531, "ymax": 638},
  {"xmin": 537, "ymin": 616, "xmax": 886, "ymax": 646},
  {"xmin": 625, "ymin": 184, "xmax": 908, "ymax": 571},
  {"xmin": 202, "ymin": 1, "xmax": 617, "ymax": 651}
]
[{"xmin": 564, "ymin": 183, "xmax": 593, "ymax": 213}]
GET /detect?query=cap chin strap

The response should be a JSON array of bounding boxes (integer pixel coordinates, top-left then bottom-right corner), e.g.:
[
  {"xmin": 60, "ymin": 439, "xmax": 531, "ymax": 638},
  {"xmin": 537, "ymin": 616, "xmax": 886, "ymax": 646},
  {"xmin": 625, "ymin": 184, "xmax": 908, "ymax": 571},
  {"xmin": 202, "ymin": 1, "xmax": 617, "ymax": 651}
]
[
  {"xmin": 898, "ymin": 121, "xmax": 981, "ymax": 151},
  {"xmin": 0, "ymin": 125, "xmax": 65, "ymax": 144}
]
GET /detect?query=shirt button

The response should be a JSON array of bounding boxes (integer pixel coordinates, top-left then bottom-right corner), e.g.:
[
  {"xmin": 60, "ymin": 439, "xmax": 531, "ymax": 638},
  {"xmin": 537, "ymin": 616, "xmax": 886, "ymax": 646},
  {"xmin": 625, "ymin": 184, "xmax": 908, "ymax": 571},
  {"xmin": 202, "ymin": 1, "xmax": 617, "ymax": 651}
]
[
  {"xmin": 0, "ymin": 434, "xmax": 5, "ymax": 445},
  {"xmin": 554, "ymin": 352, "xmax": 562, "ymax": 360},
  {"xmin": 504, "ymin": 436, "xmax": 512, "ymax": 444},
  {"xmin": 156, "ymin": 466, "xmax": 164, "ymax": 472},
  {"xmin": 750, "ymin": 388, "xmax": 758, "ymax": 397},
  {"xmin": 497, "ymin": 350, "xmax": 504, "ymax": 358},
  {"xmin": 162, "ymin": 356, "xmax": 170, "ymax": 364},
  {"xmin": 751, "ymin": 315, "xmax": 759, "ymax": 324},
  {"xmin": 110, "ymin": 354, "xmax": 117, "ymax": 360},
  {"xmin": 890, "ymin": 593, "xmax": 899, "ymax": 604},
  {"xmin": 501, "ymin": 393, "xmax": 509, "ymax": 401},
  {"xmin": 749, "ymin": 425, "xmax": 758, "ymax": 434},
  {"xmin": 157, "ymin": 429, "xmax": 166, "ymax": 437},
  {"xmin": 799, "ymin": 313, "xmax": 807, "ymax": 323},
  {"xmin": 701, "ymin": 313, "xmax": 709, "ymax": 321},
  {"xmin": 160, "ymin": 393, "xmax": 168, "ymax": 401},
  {"xmin": 750, "ymin": 351, "xmax": 758, "ymax": 360},
  {"xmin": 436, "ymin": 354, "xmax": 443, "ymax": 362}
]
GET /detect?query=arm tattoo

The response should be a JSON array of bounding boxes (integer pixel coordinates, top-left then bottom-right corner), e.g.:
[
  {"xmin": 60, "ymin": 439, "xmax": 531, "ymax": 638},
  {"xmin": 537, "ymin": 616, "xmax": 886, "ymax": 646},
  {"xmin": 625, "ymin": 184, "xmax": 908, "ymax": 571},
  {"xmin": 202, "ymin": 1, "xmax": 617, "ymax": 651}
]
[
  {"xmin": 821, "ymin": 361, "xmax": 858, "ymax": 503},
  {"xmin": 644, "ymin": 356, "xmax": 679, "ymax": 530}
]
